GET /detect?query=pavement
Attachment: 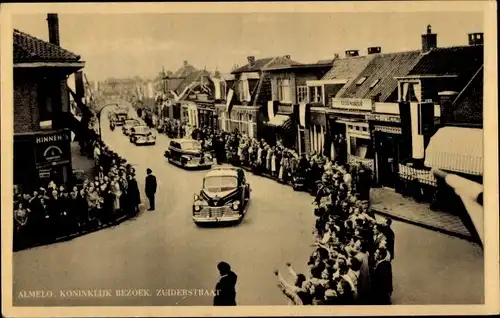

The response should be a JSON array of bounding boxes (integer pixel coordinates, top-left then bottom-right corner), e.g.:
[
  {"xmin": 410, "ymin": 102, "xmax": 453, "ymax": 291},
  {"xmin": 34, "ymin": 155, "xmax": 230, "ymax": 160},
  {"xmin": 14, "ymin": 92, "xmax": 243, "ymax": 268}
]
[
  {"xmin": 370, "ymin": 187, "xmax": 473, "ymax": 241},
  {"xmin": 11, "ymin": 104, "xmax": 484, "ymax": 306}
]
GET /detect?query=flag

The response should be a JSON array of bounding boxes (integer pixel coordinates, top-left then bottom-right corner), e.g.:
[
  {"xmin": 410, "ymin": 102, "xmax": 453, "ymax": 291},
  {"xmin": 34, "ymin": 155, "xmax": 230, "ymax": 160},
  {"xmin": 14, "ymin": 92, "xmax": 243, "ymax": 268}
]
[
  {"xmin": 267, "ymin": 100, "xmax": 276, "ymax": 120},
  {"xmin": 226, "ymin": 88, "xmax": 235, "ymax": 117},
  {"xmin": 147, "ymin": 82, "xmax": 154, "ymax": 99},
  {"xmin": 299, "ymin": 102, "xmax": 307, "ymax": 127}
]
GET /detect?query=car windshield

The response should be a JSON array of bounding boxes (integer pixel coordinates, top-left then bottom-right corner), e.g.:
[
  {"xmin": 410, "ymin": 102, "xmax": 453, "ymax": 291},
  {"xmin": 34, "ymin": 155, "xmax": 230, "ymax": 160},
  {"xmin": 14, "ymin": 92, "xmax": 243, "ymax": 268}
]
[
  {"xmin": 134, "ymin": 126, "xmax": 151, "ymax": 134},
  {"xmin": 181, "ymin": 140, "xmax": 202, "ymax": 151},
  {"xmin": 125, "ymin": 120, "xmax": 140, "ymax": 126},
  {"xmin": 203, "ymin": 176, "xmax": 238, "ymax": 192}
]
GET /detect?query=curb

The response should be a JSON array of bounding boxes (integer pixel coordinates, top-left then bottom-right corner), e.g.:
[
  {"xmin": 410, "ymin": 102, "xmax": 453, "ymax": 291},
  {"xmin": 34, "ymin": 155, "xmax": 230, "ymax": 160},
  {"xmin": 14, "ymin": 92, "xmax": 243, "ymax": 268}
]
[
  {"xmin": 371, "ymin": 207, "xmax": 476, "ymax": 243},
  {"xmin": 239, "ymin": 164, "xmax": 476, "ymax": 243}
]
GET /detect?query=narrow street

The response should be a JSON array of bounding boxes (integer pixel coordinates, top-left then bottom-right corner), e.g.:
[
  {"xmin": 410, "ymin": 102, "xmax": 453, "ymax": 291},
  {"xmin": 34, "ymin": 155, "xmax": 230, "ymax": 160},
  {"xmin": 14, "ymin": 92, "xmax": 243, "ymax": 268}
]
[{"xmin": 12, "ymin": 107, "xmax": 484, "ymax": 306}]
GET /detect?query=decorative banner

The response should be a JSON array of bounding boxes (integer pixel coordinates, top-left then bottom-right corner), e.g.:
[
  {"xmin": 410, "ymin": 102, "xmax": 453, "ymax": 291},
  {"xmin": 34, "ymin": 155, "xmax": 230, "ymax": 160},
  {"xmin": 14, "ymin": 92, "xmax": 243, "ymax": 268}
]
[
  {"xmin": 267, "ymin": 101, "xmax": 275, "ymax": 120},
  {"xmin": 299, "ymin": 102, "xmax": 307, "ymax": 127},
  {"xmin": 226, "ymin": 88, "xmax": 235, "ymax": 116}
]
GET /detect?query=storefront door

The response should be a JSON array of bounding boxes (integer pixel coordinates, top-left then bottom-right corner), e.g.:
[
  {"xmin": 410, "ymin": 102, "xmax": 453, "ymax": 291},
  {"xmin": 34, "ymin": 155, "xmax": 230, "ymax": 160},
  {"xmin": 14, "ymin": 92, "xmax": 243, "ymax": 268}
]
[{"xmin": 375, "ymin": 132, "xmax": 399, "ymax": 188}]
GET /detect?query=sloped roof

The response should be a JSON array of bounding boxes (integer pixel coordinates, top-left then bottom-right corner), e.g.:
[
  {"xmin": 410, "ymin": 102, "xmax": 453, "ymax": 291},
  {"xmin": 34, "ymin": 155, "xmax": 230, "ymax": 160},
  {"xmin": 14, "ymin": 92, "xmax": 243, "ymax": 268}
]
[
  {"xmin": 171, "ymin": 62, "xmax": 197, "ymax": 78},
  {"xmin": 175, "ymin": 70, "xmax": 210, "ymax": 97},
  {"xmin": 13, "ymin": 29, "xmax": 82, "ymax": 63},
  {"xmin": 408, "ymin": 45, "xmax": 483, "ymax": 77},
  {"xmin": 321, "ymin": 55, "xmax": 374, "ymax": 97},
  {"xmin": 340, "ymin": 50, "xmax": 423, "ymax": 102},
  {"xmin": 450, "ymin": 65, "xmax": 483, "ymax": 126},
  {"xmin": 231, "ymin": 56, "xmax": 301, "ymax": 74}
]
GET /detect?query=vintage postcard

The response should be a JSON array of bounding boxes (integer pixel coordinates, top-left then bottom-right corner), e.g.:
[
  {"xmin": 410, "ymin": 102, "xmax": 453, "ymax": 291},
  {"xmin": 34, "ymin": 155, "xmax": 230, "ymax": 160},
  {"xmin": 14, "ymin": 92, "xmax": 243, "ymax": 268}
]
[{"xmin": 1, "ymin": 1, "xmax": 499, "ymax": 317}]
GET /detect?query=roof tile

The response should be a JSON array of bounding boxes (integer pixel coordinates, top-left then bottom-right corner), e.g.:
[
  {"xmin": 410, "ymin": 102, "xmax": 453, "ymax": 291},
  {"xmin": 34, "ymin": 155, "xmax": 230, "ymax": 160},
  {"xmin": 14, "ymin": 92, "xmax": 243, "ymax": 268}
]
[
  {"xmin": 231, "ymin": 56, "xmax": 301, "ymax": 74},
  {"xmin": 339, "ymin": 51, "xmax": 423, "ymax": 102},
  {"xmin": 13, "ymin": 29, "xmax": 81, "ymax": 63}
]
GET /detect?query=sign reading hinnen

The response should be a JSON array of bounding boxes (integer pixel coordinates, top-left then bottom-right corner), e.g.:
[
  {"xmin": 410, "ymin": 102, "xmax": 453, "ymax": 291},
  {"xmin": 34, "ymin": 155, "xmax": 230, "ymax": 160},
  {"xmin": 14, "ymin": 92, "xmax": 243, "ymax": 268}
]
[
  {"xmin": 35, "ymin": 130, "xmax": 71, "ymax": 168},
  {"xmin": 332, "ymin": 98, "xmax": 372, "ymax": 111}
]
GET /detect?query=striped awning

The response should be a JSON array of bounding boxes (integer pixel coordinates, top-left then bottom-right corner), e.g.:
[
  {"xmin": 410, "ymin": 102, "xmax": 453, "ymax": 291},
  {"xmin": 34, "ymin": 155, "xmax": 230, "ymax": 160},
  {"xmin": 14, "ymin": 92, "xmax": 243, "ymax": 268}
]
[
  {"xmin": 266, "ymin": 114, "xmax": 293, "ymax": 130},
  {"xmin": 424, "ymin": 127, "xmax": 483, "ymax": 176}
]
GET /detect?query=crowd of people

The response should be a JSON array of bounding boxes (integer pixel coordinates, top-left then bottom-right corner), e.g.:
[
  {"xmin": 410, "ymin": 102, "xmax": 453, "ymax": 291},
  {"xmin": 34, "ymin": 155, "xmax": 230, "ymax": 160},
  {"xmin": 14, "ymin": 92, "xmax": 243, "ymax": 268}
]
[
  {"xmin": 187, "ymin": 127, "xmax": 394, "ymax": 306},
  {"xmin": 13, "ymin": 135, "xmax": 140, "ymax": 250},
  {"xmin": 274, "ymin": 162, "xmax": 395, "ymax": 305}
]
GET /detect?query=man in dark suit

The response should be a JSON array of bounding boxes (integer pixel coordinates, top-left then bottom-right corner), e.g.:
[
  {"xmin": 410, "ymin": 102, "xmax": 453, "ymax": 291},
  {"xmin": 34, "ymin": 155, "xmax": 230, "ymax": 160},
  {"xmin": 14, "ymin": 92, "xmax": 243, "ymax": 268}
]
[
  {"xmin": 371, "ymin": 248, "xmax": 393, "ymax": 305},
  {"xmin": 145, "ymin": 168, "xmax": 157, "ymax": 211},
  {"xmin": 213, "ymin": 262, "xmax": 237, "ymax": 306}
]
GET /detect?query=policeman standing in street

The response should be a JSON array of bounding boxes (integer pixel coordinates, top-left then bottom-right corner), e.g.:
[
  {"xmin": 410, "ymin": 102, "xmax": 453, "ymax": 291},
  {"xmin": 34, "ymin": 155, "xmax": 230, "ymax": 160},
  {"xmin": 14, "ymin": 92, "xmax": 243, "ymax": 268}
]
[{"xmin": 145, "ymin": 168, "xmax": 157, "ymax": 211}]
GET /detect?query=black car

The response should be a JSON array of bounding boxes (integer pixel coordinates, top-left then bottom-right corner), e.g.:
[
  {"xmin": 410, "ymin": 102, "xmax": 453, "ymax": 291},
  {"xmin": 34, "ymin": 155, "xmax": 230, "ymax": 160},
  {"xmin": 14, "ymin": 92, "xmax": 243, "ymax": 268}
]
[
  {"xmin": 109, "ymin": 111, "xmax": 129, "ymax": 127},
  {"xmin": 164, "ymin": 139, "xmax": 213, "ymax": 169},
  {"xmin": 129, "ymin": 125, "xmax": 156, "ymax": 145},
  {"xmin": 192, "ymin": 167, "xmax": 251, "ymax": 224}
]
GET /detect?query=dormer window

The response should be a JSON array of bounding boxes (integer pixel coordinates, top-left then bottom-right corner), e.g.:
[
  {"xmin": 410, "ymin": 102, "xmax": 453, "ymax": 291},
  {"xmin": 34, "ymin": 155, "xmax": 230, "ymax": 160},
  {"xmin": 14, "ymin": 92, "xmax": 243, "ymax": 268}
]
[
  {"xmin": 356, "ymin": 77, "xmax": 367, "ymax": 85},
  {"xmin": 369, "ymin": 79, "xmax": 380, "ymax": 89}
]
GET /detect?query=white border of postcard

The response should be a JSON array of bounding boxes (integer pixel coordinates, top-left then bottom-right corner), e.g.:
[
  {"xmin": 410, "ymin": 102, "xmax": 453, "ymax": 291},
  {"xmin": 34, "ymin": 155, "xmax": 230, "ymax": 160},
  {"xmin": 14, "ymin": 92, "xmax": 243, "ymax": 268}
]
[{"xmin": 1, "ymin": 1, "xmax": 499, "ymax": 317}]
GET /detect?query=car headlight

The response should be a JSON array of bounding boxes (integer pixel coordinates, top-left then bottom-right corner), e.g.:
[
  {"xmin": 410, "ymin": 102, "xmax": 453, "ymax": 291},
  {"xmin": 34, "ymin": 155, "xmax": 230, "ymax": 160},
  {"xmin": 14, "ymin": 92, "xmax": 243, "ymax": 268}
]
[
  {"xmin": 193, "ymin": 205, "xmax": 201, "ymax": 212},
  {"xmin": 232, "ymin": 200, "xmax": 241, "ymax": 210},
  {"xmin": 194, "ymin": 199, "xmax": 208, "ymax": 206}
]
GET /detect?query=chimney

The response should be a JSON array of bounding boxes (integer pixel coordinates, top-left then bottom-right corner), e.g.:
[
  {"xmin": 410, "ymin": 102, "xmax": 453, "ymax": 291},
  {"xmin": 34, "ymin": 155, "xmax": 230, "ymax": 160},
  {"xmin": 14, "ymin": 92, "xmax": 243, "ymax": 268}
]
[
  {"xmin": 47, "ymin": 13, "xmax": 60, "ymax": 46},
  {"xmin": 247, "ymin": 56, "xmax": 256, "ymax": 66},
  {"xmin": 468, "ymin": 32, "xmax": 484, "ymax": 46},
  {"xmin": 422, "ymin": 24, "xmax": 437, "ymax": 53},
  {"xmin": 438, "ymin": 91, "xmax": 458, "ymax": 125},
  {"xmin": 183, "ymin": 60, "xmax": 188, "ymax": 67},
  {"xmin": 345, "ymin": 50, "xmax": 359, "ymax": 57},
  {"xmin": 284, "ymin": 55, "xmax": 291, "ymax": 59},
  {"xmin": 367, "ymin": 46, "xmax": 381, "ymax": 55}
]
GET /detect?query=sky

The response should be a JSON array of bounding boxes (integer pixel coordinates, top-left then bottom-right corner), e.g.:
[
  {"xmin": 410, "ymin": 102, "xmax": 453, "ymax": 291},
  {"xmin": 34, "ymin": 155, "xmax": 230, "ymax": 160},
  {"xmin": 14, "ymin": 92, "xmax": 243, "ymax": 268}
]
[{"xmin": 12, "ymin": 12, "xmax": 484, "ymax": 82}]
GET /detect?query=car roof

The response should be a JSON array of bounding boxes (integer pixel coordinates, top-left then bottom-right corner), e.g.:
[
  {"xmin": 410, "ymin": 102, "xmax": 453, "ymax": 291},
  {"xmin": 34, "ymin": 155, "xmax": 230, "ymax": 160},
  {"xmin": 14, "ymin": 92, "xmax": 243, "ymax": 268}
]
[
  {"xmin": 204, "ymin": 167, "xmax": 240, "ymax": 178},
  {"xmin": 171, "ymin": 138, "xmax": 200, "ymax": 144},
  {"xmin": 132, "ymin": 125, "xmax": 149, "ymax": 129}
]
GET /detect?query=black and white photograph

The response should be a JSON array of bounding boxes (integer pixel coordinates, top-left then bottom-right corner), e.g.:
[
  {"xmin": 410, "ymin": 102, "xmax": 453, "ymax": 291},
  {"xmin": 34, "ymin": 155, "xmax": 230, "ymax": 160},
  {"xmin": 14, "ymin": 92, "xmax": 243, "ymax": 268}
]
[{"xmin": 1, "ymin": 1, "xmax": 498, "ymax": 317}]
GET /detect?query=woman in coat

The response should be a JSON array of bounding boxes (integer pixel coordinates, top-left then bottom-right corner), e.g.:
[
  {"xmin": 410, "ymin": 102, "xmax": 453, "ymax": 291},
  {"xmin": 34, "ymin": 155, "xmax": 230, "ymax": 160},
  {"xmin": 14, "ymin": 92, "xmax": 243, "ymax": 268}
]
[{"xmin": 127, "ymin": 174, "xmax": 141, "ymax": 216}]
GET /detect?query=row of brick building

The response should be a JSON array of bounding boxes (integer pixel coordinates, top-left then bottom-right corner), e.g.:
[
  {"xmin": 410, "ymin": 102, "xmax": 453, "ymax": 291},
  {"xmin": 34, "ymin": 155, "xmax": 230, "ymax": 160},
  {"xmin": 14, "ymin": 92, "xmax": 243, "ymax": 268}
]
[
  {"xmin": 154, "ymin": 25, "xmax": 484, "ymax": 194},
  {"xmin": 13, "ymin": 14, "xmax": 92, "ymax": 191}
]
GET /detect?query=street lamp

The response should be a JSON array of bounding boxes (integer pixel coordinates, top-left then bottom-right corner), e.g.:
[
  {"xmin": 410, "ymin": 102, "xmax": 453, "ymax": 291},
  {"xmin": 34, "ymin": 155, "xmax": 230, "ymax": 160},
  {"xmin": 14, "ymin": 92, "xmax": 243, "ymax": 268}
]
[{"xmin": 96, "ymin": 103, "xmax": 118, "ymax": 140}]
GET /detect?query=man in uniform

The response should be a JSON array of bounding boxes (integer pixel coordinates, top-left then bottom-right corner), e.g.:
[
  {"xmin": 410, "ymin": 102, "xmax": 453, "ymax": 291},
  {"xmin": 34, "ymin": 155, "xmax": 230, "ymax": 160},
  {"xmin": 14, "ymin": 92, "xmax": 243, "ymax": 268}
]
[{"xmin": 145, "ymin": 168, "xmax": 157, "ymax": 211}]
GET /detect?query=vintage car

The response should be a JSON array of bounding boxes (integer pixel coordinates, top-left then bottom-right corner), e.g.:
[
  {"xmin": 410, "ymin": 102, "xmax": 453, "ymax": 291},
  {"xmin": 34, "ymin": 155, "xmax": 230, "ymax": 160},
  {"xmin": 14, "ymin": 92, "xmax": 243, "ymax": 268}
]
[
  {"xmin": 164, "ymin": 139, "xmax": 213, "ymax": 169},
  {"xmin": 192, "ymin": 167, "xmax": 251, "ymax": 224},
  {"xmin": 109, "ymin": 110, "xmax": 129, "ymax": 127},
  {"xmin": 129, "ymin": 125, "xmax": 156, "ymax": 145},
  {"xmin": 122, "ymin": 119, "xmax": 142, "ymax": 136}
]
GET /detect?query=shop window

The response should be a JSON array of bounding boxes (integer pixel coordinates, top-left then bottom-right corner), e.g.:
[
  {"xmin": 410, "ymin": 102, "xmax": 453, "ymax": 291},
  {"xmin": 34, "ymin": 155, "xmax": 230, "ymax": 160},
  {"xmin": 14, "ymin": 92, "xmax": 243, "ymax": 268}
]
[
  {"xmin": 277, "ymin": 78, "xmax": 292, "ymax": 103},
  {"xmin": 297, "ymin": 86, "xmax": 308, "ymax": 103},
  {"xmin": 350, "ymin": 137, "xmax": 374, "ymax": 159}
]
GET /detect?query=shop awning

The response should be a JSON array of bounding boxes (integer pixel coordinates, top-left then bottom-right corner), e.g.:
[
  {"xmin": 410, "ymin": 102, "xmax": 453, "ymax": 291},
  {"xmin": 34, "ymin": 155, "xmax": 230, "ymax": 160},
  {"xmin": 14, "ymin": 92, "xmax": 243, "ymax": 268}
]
[
  {"xmin": 266, "ymin": 114, "xmax": 293, "ymax": 130},
  {"xmin": 424, "ymin": 126, "xmax": 483, "ymax": 176}
]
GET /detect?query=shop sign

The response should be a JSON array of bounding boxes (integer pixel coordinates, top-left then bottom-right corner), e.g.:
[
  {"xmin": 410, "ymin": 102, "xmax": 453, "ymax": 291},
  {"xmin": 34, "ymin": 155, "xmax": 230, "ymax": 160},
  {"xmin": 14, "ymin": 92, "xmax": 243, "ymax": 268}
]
[
  {"xmin": 35, "ymin": 130, "xmax": 71, "ymax": 168},
  {"xmin": 366, "ymin": 113, "xmax": 401, "ymax": 123},
  {"xmin": 332, "ymin": 98, "xmax": 372, "ymax": 111},
  {"xmin": 39, "ymin": 168, "xmax": 51, "ymax": 179}
]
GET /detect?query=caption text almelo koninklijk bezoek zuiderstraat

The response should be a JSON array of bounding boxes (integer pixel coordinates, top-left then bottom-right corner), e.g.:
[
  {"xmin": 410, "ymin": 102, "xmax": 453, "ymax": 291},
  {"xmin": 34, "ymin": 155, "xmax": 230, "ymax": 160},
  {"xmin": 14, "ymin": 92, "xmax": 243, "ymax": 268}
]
[{"xmin": 18, "ymin": 288, "xmax": 220, "ymax": 298}]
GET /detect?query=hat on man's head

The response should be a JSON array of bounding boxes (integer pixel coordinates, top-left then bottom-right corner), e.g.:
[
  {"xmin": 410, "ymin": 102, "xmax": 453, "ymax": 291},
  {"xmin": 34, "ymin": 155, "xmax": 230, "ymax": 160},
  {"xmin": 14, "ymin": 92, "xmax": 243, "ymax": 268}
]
[{"xmin": 146, "ymin": 168, "xmax": 152, "ymax": 174}]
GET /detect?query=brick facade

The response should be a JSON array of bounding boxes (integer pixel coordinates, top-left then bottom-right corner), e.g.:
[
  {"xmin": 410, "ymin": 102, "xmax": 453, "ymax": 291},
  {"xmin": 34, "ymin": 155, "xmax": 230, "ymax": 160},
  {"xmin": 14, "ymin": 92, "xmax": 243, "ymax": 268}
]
[{"xmin": 14, "ymin": 73, "xmax": 39, "ymax": 133}]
